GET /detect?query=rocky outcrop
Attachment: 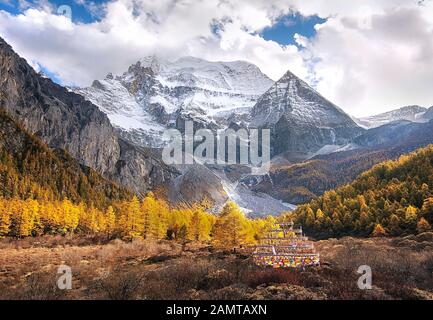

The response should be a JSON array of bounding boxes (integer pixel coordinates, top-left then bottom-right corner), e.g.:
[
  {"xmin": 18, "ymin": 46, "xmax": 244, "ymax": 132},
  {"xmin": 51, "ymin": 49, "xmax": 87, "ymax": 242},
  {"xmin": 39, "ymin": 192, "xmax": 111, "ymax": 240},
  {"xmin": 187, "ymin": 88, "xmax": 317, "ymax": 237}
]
[
  {"xmin": 0, "ymin": 109, "xmax": 132, "ymax": 204},
  {"xmin": 168, "ymin": 164, "xmax": 229, "ymax": 205},
  {"xmin": 0, "ymin": 37, "xmax": 177, "ymax": 194}
]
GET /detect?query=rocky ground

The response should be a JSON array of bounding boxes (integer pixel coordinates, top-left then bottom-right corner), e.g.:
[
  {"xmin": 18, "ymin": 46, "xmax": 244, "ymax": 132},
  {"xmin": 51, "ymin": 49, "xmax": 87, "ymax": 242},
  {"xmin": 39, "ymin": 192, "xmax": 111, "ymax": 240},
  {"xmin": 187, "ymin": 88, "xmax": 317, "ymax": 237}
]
[{"xmin": 0, "ymin": 234, "xmax": 432, "ymax": 300}]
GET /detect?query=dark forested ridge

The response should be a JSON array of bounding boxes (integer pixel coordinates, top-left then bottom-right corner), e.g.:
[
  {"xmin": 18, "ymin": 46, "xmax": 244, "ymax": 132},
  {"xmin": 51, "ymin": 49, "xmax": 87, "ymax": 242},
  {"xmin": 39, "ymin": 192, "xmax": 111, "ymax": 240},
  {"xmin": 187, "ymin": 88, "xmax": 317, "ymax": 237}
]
[
  {"xmin": 253, "ymin": 149, "xmax": 394, "ymax": 204},
  {"xmin": 253, "ymin": 120, "xmax": 433, "ymax": 205},
  {"xmin": 0, "ymin": 108, "xmax": 132, "ymax": 208},
  {"xmin": 291, "ymin": 145, "xmax": 433, "ymax": 238}
]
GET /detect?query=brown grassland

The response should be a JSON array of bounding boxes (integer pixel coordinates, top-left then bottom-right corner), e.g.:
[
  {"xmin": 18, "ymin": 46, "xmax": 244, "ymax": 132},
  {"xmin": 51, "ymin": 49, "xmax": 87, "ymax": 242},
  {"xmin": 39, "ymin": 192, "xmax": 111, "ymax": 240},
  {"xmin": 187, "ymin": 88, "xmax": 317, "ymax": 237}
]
[{"xmin": 0, "ymin": 233, "xmax": 433, "ymax": 300}]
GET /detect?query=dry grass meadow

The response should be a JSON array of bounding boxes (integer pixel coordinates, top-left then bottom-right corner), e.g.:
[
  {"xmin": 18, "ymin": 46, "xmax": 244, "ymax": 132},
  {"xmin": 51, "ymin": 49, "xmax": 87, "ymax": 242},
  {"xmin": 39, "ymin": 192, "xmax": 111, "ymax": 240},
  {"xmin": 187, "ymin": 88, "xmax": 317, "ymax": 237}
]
[{"xmin": 1, "ymin": 234, "xmax": 433, "ymax": 300}]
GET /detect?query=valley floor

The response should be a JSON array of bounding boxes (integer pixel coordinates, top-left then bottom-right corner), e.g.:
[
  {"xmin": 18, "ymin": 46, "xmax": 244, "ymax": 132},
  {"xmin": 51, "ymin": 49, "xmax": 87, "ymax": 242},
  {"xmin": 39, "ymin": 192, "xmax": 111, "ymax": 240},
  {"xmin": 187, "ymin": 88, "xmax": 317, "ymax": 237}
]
[{"xmin": 0, "ymin": 235, "xmax": 432, "ymax": 300}]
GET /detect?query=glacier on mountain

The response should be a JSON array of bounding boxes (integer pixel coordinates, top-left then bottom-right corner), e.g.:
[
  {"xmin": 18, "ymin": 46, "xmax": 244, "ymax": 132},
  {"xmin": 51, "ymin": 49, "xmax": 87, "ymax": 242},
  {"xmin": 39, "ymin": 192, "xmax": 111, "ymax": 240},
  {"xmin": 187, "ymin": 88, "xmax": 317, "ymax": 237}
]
[{"xmin": 74, "ymin": 56, "xmax": 274, "ymax": 148}]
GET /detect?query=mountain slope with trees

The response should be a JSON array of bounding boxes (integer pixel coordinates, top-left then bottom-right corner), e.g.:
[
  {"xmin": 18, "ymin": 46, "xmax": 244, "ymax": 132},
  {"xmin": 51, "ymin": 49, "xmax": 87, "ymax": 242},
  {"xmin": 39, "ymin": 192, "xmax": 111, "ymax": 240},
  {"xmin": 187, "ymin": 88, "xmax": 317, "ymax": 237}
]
[
  {"xmin": 0, "ymin": 37, "xmax": 177, "ymax": 195},
  {"xmin": 0, "ymin": 108, "xmax": 273, "ymax": 242},
  {"xmin": 292, "ymin": 145, "xmax": 433, "ymax": 238},
  {"xmin": 254, "ymin": 119, "xmax": 433, "ymax": 205},
  {"xmin": 0, "ymin": 109, "xmax": 132, "ymax": 207}
]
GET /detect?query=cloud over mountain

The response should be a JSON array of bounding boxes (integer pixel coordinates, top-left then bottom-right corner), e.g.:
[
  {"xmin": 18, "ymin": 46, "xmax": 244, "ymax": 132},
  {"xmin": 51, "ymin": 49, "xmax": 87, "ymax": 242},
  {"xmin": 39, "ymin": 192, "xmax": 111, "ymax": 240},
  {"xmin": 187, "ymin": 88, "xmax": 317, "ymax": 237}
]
[{"xmin": 1, "ymin": 0, "xmax": 432, "ymax": 116}]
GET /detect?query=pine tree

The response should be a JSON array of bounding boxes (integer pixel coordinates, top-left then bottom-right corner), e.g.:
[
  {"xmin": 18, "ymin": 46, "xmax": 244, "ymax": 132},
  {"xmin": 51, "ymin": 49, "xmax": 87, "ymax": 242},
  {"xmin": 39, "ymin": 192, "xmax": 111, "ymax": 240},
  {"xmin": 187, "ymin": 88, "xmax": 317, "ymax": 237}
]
[
  {"xmin": 305, "ymin": 207, "xmax": 315, "ymax": 228},
  {"xmin": 213, "ymin": 202, "xmax": 250, "ymax": 250},
  {"xmin": 189, "ymin": 208, "xmax": 204, "ymax": 241},
  {"xmin": 106, "ymin": 206, "xmax": 116, "ymax": 238},
  {"xmin": 421, "ymin": 197, "xmax": 433, "ymax": 224},
  {"xmin": 316, "ymin": 209, "xmax": 325, "ymax": 222},
  {"xmin": 405, "ymin": 205, "xmax": 418, "ymax": 222},
  {"xmin": 388, "ymin": 214, "xmax": 401, "ymax": 236},
  {"xmin": 417, "ymin": 218, "xmax": 431, "ymax": 234},
  {"xmin": 371, "ymin": 224, "xmax": 386, "ymax": 237},
  {"xmin": 0, "ymin": 200, "xmax": 11, "ymax": 237}
]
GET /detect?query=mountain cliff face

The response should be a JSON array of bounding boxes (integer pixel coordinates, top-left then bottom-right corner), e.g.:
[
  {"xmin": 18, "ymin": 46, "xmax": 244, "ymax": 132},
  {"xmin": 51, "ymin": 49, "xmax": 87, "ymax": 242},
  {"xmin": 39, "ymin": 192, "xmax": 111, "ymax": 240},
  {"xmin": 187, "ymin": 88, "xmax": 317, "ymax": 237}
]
[
  {"xmin": 0, "ymin": 109, "xmax": 132, "ymax": 206},
  {"xmin": 74, "ymin": 56, "xmax": 274, "ymax": 148},
  {"xmin": 0, "ymin": 37, "xmax": 177, "ymax": 194},
  {"xmin": 249, "ymin": 70, "xmax": 364, "ymax": 158},
  {"xmin": 0, "ymin": 38, "xmax": 119, "ymax": 176}
]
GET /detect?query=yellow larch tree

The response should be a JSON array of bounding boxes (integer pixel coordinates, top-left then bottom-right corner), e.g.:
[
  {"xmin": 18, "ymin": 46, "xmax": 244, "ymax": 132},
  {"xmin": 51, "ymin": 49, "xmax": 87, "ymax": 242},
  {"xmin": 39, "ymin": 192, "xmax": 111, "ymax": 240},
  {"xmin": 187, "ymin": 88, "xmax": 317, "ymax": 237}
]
[
  {"xmin": 18, "ymin": 202, "xmax": 34, "ymax": 237},
  {"xmin": 417, "ymin": 217, "xmax": 431, "ymax": 234},
  {"xmin": 188, "ymin": 205, "xmax": 214, "ymax": 241},
  {"xmin": 371, "ymin": 223, "xmax": 387, "ymax": 237},
  {"xmin": 212, "ymin": 201, "xmax": 251, "ymax": 250},
  {"xmin": 124, "ymin": 196, "xmax": 144, "ymax": 239},
  {"xmin": 61, "ymin": 199, "xmax": 79, "ymax": 234},
  {"xmin": 0, "ymin": 199, "xmax": 11, "ymax": 237},
  {"xmin": 106, "ymin": 205, "xmax": 116, "ymax": 238}
]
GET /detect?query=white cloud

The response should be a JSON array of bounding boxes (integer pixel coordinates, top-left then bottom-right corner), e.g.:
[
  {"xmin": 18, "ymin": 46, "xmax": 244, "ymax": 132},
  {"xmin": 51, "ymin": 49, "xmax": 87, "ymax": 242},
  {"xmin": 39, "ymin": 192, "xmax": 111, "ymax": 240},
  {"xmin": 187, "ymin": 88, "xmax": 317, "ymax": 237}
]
[
  {"xmin": 297, "ymin": 0, "xmax": 433, "ymax": 116},
  {"xmin": 0, "ymin": 0, "xmax": 433, "ymax": 116},
  {"xmin": 0, "ymin": 0, "xmax": 306, "ymax": 85}
]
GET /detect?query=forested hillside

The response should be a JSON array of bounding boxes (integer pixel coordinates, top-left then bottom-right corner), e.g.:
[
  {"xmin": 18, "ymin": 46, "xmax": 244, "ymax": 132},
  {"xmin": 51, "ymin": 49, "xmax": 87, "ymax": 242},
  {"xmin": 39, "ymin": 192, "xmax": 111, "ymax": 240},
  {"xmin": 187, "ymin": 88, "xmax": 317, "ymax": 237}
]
[
  {"xmin": 0, "ymin": 108, "xmax": 275, "ymax": 243},
  {"xmin": 0, "ymin": 109, "xmax": 132, "ymax": 207},
  {"xmin": 292, "ymin": 145, "xmax": 433, "ymax": 238},
  {"xmin": 254, "ymin": 120, "xmax": 433, "ymax": 205},
  {"xmin": 254, "ymin": 149, "xmax": 394, "ymax": 204}
]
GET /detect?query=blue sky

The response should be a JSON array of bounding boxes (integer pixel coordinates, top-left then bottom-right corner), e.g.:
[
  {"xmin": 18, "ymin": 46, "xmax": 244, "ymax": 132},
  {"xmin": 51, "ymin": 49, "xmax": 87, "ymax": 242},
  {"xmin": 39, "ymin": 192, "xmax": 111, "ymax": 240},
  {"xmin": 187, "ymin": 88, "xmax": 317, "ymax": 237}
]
[
  {"xmin": 0, "ymin": 0, "xmax": 106, "ymax": 23},
  {"xmin": 261, "ymin": 13, "xmax": 326, "ymax": 46}
]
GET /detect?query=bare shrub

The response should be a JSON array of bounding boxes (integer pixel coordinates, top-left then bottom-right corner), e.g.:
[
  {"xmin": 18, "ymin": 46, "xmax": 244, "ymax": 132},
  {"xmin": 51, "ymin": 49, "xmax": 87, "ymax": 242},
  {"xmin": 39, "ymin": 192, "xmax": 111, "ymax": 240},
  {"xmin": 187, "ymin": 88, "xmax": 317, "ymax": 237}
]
[
  {"xmin": 141, "ymin": 259, "xmax": 212, "ymax": 299},
  {"xmin": 211, "ymin": 284, "xmax": 253, "ymax": 300},
  {"xmin": 242, "ymin": 268, "xmax": 303, "ymax": 288},
  {"xmin": 91, "ymin": 268, "xmax": 146, "ymax": 300},
  {"xmin": 11, "ymin": 272, "xmax": 66, "ymax": 300}
]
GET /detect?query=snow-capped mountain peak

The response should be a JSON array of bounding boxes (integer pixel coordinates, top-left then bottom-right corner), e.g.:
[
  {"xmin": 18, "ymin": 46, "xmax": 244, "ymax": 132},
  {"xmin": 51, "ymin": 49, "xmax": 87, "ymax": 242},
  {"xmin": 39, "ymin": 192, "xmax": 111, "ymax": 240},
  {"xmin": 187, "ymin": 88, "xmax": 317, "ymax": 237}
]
[
  {"xmin": 249, "ymin": 69, "xmax": 363, "ymax": 157},
  {"xmin": 74, "ymin": 56, "xmax": 274, "ymax": 147},
  {"xmin": 356, "ymin": 105, "xmax": 430, "ymax": 129},
  {"xmin": 250, "ymin": 69, "xmax": 357, "ymax": 127}
]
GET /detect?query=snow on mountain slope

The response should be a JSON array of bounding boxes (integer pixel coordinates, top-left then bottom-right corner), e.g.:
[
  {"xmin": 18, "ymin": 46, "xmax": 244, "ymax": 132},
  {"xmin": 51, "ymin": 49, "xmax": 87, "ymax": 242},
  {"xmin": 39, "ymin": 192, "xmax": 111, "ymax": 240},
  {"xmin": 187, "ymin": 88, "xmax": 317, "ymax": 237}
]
[
  {"xmin": 423, "ymin": 106, "xmax": 433, "ymax": 120},
  {"xmin": 74, "ymin": 56, "xmax": 274, "ymax": 147},
  {"xmin": 250, "ymin": 70, "xmax": 359, "ymax": 128},
  {"xmin": 220, "ymin": 178, "xmax": 296, "ymax": 217},
  {"xmin": 356, "ymin": 105, "xmax": 428, "ymax": 129},
  {"xmin": 250, "ymin": 70, "xmax": 364, "ymax": 157},
  {"xmin": 307, "ymin": 143, "xmax": 359, "ymax": 159}
]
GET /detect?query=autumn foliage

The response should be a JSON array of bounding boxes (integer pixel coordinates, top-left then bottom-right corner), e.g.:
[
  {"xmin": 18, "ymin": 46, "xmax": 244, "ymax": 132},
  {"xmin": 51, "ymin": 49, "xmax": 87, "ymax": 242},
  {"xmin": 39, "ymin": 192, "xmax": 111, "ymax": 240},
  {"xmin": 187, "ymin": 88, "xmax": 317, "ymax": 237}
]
[
  {"xmin": 293, "ymin": 145, "xmax": 433, "ymax": 238},
  {"xmin": 0, "ymin": 194, "xmax": 272, "ymax": 248}
]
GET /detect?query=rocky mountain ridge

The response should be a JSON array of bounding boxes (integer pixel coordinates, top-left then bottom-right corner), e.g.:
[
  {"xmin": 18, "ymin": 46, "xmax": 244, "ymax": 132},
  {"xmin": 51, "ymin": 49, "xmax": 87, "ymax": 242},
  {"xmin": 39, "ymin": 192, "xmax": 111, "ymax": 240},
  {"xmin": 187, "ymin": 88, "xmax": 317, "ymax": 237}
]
[
  {"xmin": 74, "ymin": 56, "xmax": 274, "ymax": 148},
  {"xmin": 249, "ymin": 70, "xmax": 364, "ymax": 158},
  {"xmin": 0, "ymin": 37, "xmax": 178, "ymax": 194},
  {"xmin": 356, "ymin": 105, "xmax": 433, "ymax": 129}
]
